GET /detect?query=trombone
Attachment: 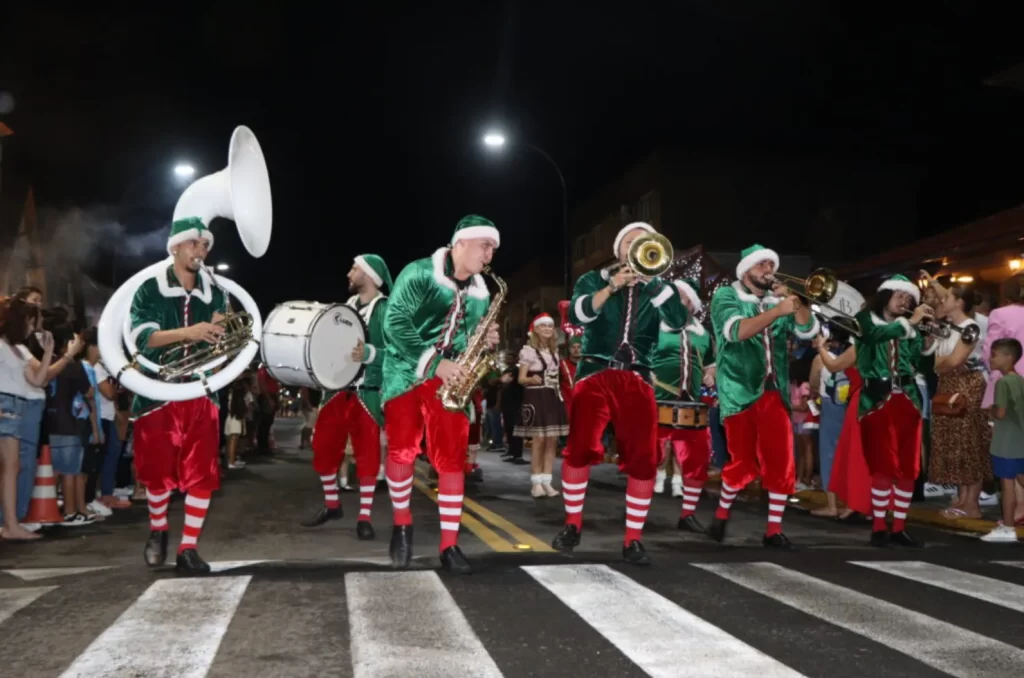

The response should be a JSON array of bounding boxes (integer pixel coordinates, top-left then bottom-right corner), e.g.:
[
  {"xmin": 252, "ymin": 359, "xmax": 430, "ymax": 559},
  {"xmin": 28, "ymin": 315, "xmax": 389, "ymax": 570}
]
[
  {"xmin": 919, "ymin": 319, "xmax": 981, "ymax": 345},
  {"xmin": 768, "ymin": 267, "xmax": 862, "ymax": 336},
  {"xmin": 602, "ymin": 233, "xmax": 675, "ymax": 279}
]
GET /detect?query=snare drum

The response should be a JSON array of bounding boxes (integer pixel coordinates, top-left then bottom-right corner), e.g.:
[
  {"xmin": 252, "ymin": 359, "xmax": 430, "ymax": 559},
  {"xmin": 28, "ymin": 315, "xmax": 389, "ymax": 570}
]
[
  {"xmin": 656, "ymin": 400, "xmax": 710, "ymax": 429},
  {"xmin": 261, "ymin": 301, "xmax": 367, "ymax": 390}
]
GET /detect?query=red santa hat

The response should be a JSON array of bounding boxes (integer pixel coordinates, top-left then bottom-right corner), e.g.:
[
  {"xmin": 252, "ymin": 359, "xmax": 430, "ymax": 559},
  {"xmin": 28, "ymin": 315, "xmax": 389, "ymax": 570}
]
[{"xmin": 529, "ymin": 313, "xmax": 555, "ymax": 333}]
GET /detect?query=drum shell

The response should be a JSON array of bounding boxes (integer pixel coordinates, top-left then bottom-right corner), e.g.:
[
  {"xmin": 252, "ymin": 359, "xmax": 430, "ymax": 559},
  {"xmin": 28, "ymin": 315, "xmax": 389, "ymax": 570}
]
[
  {"xmin": 261, "ymin": 302, "xmax": 367, "ymax": 390},
  {"xmin": 656, "ymin": 400, "xmax": 710, "ymax": 429}
]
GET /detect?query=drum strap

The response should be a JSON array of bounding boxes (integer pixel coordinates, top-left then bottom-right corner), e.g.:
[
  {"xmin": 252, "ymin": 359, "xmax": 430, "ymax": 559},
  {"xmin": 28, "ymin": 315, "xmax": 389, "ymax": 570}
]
[{"xmin": 677, "ymin": 331, "xmax": 692, "ymax": 401}]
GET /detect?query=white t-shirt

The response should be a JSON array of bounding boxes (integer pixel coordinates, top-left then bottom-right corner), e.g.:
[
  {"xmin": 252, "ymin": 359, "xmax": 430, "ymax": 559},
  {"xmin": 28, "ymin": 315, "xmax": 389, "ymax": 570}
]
[
  {"xmin": 0, "ymin": 341, "xmax": 40, "ymax": 399},
  {"xmin": 92, "ymin": 361, "xmax": 117, "ymax": 421}
]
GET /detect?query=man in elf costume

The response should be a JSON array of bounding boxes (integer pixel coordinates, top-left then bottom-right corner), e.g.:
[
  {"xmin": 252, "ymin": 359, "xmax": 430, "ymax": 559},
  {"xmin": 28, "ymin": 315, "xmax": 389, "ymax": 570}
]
[
  {"xmin": 303, "ymin": 254, "xmax": 392, "ymax": 540},
  {"xmin": 553, "ymin": 221, "xmax": 687, "ymax": 565},
  {"xmin": 708, "ymin": 244, "xmax": 819, "ymax": 549},
  {"xmin": 130, "ymin": 219, "xmax": 229, "ymax": 575},
  {"xmin": 650, "ymin": 278, "xmax": 715, "ymax": 532},
  {"xmin": 381, "ymin": 215, "xmax": 501, "ymax": 573},
  {"xmin": 557, "ymin": 300, "xmax": 583, "ymax": 415},
  {"xmin": 853, "ymin": 274, "xmax": 935, "ymax": 548}
]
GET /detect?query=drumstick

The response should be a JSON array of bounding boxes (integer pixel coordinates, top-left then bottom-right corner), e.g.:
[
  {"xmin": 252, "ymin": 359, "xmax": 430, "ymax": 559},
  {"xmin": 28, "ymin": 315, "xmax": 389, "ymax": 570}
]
[{"xmin": 653, "ymin": 376, "xmax": 682, "ymax": 397}]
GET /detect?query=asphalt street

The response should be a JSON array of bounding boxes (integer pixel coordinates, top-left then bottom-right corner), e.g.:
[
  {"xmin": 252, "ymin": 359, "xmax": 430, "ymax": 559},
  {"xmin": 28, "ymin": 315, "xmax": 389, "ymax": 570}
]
[{"xmin": 0, "ymin": 417, "xmax": 1022, "ymax": 677}]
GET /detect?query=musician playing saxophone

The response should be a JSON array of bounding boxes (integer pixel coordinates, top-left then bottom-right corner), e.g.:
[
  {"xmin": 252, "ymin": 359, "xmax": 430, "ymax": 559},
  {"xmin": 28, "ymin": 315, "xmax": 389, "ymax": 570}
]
[
  {"xmin": 552, "ymin": 221, "xmax": 688, "ymax": 566},
  {"xmin": 380, "ymin": 215, "xmax": 500, "ymax": 573}
]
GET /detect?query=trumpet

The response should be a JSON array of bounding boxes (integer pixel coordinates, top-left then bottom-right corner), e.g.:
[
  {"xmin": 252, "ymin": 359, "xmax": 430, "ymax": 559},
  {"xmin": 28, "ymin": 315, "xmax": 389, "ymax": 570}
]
[
  {"xmin": 768, "ymin": 267, "xmax": 862, "ymax": 336},
  {"xmin": 918, "ymin": 319, "xmax": 981, "ymax": 345},
  {"xmin": 602, "ymin": 233, "xmax": 674, "ymax": 279}
]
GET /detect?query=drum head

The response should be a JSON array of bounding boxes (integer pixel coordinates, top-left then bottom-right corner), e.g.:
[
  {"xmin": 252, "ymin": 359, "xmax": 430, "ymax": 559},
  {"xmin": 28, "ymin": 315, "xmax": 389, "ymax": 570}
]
[{"xmin": 308, "ymin": 304, "xmax": 367, "ymax": 390}]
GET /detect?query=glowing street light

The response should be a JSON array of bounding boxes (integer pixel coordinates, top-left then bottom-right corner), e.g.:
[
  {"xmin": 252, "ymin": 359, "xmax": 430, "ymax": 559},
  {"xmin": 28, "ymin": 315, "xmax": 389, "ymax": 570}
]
[
  {"xmin": 216, "ymin": 263, "xmax": 230, "ymax": 271},
  {"xmin": 482, "ymin": 132, "xmax": 506, "ymax": 149},
  {"xmin": 174, "ymin": 163, "xmax": 196, "ymax": 178}
]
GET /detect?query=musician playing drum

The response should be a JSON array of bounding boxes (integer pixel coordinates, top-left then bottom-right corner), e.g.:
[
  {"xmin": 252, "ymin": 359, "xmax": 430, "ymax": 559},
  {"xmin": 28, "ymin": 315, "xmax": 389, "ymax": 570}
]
[
  {"xmin": 553, "ymin": 221, "xmax": 687, "ymax": 566},
  {"xmin": 130, "ymin": 219, "xmax": 229, "ymax": 575},
  {"xmin": 381, "ymin": 215, "xmax": 501, "ymax": 574},
  {"xmin": 303, "ymin": 254, "xmax": 392, "ymax": 541},
  {"xmin": 707, "ymin": 243, "xmax": 819, "ymax": 550},
  {"xmin": 650, "ymin": 278, "xmax": 716, "ymax": 532}
]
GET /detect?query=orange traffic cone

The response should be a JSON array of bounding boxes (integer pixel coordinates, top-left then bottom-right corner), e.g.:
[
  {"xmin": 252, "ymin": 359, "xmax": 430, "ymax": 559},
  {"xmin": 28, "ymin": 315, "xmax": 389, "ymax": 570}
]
[{"xmin": 24, "ymin": 444, "xmax": 63, "ymax": 525}]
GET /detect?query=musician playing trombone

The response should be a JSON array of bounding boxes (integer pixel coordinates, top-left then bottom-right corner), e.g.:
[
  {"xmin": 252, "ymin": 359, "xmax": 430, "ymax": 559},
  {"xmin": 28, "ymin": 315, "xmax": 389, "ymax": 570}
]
[
  {"xmin": 129, "ymin": 219, "xmax": 229, "ymax": 575},
  {"xmin": 853, "ymin": 274, "xmax": 937, "ymax": 548},
  {"xmin": 707, "ymin": 244, "xmax": 820, "ymax": 549},
  {"xmin": 552, "ymin": 221, "xmax": 688, "ymax": 566}
]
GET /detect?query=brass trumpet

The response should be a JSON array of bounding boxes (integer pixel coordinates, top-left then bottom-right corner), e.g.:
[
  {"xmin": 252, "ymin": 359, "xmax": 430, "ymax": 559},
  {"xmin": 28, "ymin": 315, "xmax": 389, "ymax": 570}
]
[
  {"xmin": 603, "ymin": 233, "xmax": 675, "ymax": 279},
  {"xmin": 919, "ymin": 319, "xmax": 981, "ymax": 345},
  {"xmin": 768, "ymin": 267, "xmax": 862, "ymax": 336}
]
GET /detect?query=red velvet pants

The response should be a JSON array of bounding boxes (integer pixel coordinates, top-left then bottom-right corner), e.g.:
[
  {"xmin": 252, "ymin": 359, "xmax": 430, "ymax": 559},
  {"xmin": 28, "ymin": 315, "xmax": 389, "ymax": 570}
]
[
  {"xmin": 133, "ymin": 398, "xmax": 220, "ymax": 495},
  {"xmin": 468, "ymin": 390, "xmax": 483, "ymax": 448},
  {"xmin": 384, "ymin": 377, "xmax": 469, "ymax": 473},
  {"xmin": 721, "ymin": 390, "xmax": 794, "ymax": 495},
  {"xmin": 564, "ymin": 369, "xmax": 660, "ymax": 480},
  {"xmin": 658, "ymin": 425, "xmax": 711, "ymax": 484},
  {"xmin": 311, "ymin": 391, "xmax": 381, "ymax": 480},
  {"xmin": 859, "ymin": 392, "xmax": 922, "ymax": 482}
]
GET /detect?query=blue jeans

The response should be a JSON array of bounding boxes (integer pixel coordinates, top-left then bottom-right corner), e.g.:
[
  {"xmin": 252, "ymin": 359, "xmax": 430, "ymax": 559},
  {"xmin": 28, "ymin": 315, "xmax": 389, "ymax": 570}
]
[
  {"xmin": 0, "ymin": 397, "xmax": 44, "ymax": 523},
  {"xmin": 99, "ymin": 419, "xmax": 122, "ymax": 496},
  {"xmin": 818, "ymin": 397, "xmax": 846, "ymax": 492},
  {"xmin": 484, "ymin": 409, "xmax": 503, "ymax": 447}
]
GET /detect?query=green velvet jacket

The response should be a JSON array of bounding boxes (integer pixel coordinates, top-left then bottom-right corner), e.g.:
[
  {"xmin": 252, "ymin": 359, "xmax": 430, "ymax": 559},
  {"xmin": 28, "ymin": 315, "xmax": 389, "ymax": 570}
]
[
  {"xmin": 651, "ymin": 320, "xmax": 715, "ymax": 401},
  {"xmin": 853, "ymin": 310, "xmax": 936, "ymax": 416}
]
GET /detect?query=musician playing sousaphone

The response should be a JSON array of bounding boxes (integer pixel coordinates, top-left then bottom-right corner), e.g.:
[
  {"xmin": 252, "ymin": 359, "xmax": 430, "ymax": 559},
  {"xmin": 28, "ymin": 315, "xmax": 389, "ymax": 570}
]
[
  {"xmin": 553, "ymin": 221, "xmax": 688, "ymax": 566},
  {"xmin": 852, "ymin": 274, "xmax": 937, "ymax": 548},
  {"xmin": 381, "ymin": 215, "xmax": 501, "ymax": 574},
  {"xmin": 650, "ymin": 278, "xmax": 716, "ymax": 531},
  {"xmin": 303, "ymin": 254, "xmax": 392, "ymax": 540},
  {"xmin": 708, "ymin": 243, "xmax": 820, "ymax": 549}
]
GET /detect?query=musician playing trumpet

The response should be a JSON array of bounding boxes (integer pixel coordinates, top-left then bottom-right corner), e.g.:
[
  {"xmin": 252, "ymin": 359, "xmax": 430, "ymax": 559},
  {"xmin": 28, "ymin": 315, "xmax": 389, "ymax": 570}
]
[
  {"xmin": 853, "ymin": 274, "xmax": 937, "ymax": 547},
  {"xmin": 708, "ymin": 244, "xmax": 820, "ymax": 549}
]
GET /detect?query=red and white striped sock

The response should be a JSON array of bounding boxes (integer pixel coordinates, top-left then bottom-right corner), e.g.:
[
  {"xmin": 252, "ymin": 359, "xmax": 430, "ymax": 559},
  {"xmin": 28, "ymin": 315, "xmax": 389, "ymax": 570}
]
[
  {"xmin": 437, "ymin": 472, "xmax": 464, "ymax": 551},
  {"xmin": 891, "ymin": 480, "xmax": 914, "ymax": 532},
  {"xmin": 715, "ymin": 482, "xmax": 740, "ymax": 520},
  {"xmin": 871, "ymin": 476, "xmax": 893, "ymax": 532},
  {"xmin": 624, "ymin": 476, "xmax": 655, "ymax": 545},
  {"xmin": 680, "ymin": 482, "xmax": 703, "ymax": 519},
  {"xmin": 765, "ymin": 492, "xmax": 788, "ymax": 537},
  {"xmin": 320, "ymin": 473, "xmax": 340, "ymax": 510},
  {"xmin": 179, "ymin": 490, "xmax": 211, "ymax": 554},
  {"xmin": 146, "ymin": 489, "xmax": 171, "ymax": 532},
  {"xmin": 561, "ymin": 464, "xmax": 591, "ymax": 529},
  {"xmin": 386, "ymin": 459, "xmax": 414, "ymax": 526},
  {"xmin": 357, "ymin": 476, "xmax": 376, "ymax": 522}
]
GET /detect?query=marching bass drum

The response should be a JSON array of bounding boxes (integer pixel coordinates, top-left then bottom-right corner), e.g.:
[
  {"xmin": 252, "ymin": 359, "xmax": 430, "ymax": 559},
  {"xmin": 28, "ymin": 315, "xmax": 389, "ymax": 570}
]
[{"xmin": 261, "ymin": 301, "xmax": 367, "ymax": 390}]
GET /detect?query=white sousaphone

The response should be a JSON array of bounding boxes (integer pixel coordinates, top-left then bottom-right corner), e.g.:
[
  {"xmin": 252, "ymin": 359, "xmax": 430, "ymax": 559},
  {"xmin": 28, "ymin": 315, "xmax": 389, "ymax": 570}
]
[{"xmin": 97, "ymin": 125, "xmax": 272, "ymax": 401}]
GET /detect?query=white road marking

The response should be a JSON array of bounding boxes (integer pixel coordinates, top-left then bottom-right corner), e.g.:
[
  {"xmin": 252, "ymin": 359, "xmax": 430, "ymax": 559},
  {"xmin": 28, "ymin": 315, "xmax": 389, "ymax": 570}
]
[
  {"xmin": 852, "ymin": 560, "xmax": 1024, "ymax": 613},
  {"xmin": 3, "ymin": 567, "xmax": 115, "ymax": 581},
  {"xmin": 0, "ymin": 586, "xmax": 56, "ymax": 625}
]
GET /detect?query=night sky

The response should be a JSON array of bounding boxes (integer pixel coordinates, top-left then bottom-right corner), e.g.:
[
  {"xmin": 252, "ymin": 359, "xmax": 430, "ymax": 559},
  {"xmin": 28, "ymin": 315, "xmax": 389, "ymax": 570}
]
[{"xmin": 2, "ymin": 3, "xmax": 1023, "ymax": 313}]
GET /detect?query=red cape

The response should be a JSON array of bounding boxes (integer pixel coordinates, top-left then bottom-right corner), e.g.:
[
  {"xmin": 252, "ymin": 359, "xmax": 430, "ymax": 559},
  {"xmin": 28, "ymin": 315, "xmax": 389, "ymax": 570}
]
[{"xmin": 827, "ymin": 367, "xmax": 872, "ymax": 515}]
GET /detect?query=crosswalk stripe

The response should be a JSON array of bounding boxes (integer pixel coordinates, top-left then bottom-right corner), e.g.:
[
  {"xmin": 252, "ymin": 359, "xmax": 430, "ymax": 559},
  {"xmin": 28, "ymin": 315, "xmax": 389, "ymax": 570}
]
[
  {"xmin": 695, "ymin": 562, "xmax": 1024, "ymax": 678},
  {"xmin": 3, "ymin": 567, "xmax": 115, "ymax": 581},
  {"xmin": 345, "ymin": 570, "xmax": 503, "ymax": 678},
  {"xmin": 58, "ymin": 576, "xmax": 252, "ymax": 678},
  {"xmin": 522, "ymin": 564, "xmax": 805, "ymax": 678},
  {"xmin": 851, "ymin": 561, "xmax": 1024, "ymax": 614},
  {"xmin": 0, "ymin": 586, "xmax": 55, "ymax": 625},
  {"xmin": 995, "ymin": 561, "xmax": 1024, "ymax": 570}
]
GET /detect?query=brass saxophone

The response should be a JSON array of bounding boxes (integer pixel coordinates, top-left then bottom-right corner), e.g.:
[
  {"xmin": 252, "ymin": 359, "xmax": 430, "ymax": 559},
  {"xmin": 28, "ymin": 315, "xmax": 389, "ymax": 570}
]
[{"xmin": 437, "ymin": 266, "xmax": 508, "ymax": 412}]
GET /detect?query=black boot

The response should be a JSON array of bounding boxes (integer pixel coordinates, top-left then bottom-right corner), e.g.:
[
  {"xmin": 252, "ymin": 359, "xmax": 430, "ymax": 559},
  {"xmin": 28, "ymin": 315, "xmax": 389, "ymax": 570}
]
[
  {"xmin": 144, "ymin": 530, "xmax": 168, "ymax": 567},
  {"xmin": 869, "ymin": 529, "xmax": 890, "ymax": 548},
  {"xmin": 356, "ymin": 520, "xmax": 376, "ymax": 540},
  {"xmin": 762, "ymin": 533, "xmax": 798, "ymax": 550},
  {"xmin": 440, "ymin": 545, "xmax": 472, "ymax": 574},
  {"xmin": 677, "ymin": 515, "xmax": 705, "ymax": 533},
  {"xmin": 551, "ymin": 524, "xmax": 581, "ymax": 552},
  {"xmin": 301, "ymin": 506, "xmax": 343, "ymax": 527},
  {"xmin": 389, "ymin": 525, "xmax": 413, "ymax": 569},
  {"xmin": 706, "ymin": 517, "xmax": 728, "ymax": 543},
  {"xmin": 890, "ymin": 530, "xmax": 924, "ymax": 548},
  {"xmin": 175, "ymin": 548, "xmax": 211, "ymax": 575},
  {"xmin": 622, "ymin": 540, "xmax": 652, "ymax": 566}
]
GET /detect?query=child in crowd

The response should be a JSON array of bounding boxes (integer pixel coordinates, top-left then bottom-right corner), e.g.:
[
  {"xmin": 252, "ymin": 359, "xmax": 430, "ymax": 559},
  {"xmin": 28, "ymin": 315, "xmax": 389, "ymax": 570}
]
[{"xmin": 982, "ymin": 338, "xmax": 1024, "ymax": 542}]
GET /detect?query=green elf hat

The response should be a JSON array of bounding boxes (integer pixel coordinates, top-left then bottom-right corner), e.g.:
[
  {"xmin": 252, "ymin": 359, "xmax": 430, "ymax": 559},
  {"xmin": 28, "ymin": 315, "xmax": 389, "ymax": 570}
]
[
  {"xmin": 451, "ymin": 214, "xmax": 500, "ymax": 247},
  {"xmin": 567, "ymin": 333, "xmax": 583, "ymax": 346},
  {"xmin": 612, "ymin": 221, "xmax": 656, "ymax": 258},
  {"xmin": 354, "ymin": 254, "xmax": 393, "ymax": 293},
  {"xmin": 167, "ymin": 217, "xmax": 214, "ymax": 255},
  {"xmin": 878, "ymin": 273, "xmax": 920, "ymax": 304},
  {"xmin": 736, "ymin": 243, "xmax": 779, "ymax": 280},
  {"xmin": 673, "ymin": 277, "xmax": 702, "ymax": 312}
]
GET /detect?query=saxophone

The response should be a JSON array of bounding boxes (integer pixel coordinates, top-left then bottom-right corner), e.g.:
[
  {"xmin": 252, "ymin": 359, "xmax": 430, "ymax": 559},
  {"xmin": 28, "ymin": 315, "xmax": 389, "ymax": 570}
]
[{"xmin": 437, "ymin": 266, "xmax": 508, "ymax": 412}]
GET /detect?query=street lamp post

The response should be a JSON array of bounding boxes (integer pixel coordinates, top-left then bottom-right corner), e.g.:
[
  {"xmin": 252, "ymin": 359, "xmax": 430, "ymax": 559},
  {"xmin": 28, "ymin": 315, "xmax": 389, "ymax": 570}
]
[{"xmin": 482, "ymin": 132, "xmax": 571, "ymax": 300}]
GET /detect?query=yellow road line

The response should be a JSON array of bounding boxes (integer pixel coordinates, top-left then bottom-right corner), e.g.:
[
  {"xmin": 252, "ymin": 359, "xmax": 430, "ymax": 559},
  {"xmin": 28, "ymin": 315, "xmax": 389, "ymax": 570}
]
[
  {"xmin": 411, "ymin": 477, "xmax": 517, "ymax": 552},
  {"xmin": 460, "ymin": 496, "xmax": 555, "ymax": 553}
]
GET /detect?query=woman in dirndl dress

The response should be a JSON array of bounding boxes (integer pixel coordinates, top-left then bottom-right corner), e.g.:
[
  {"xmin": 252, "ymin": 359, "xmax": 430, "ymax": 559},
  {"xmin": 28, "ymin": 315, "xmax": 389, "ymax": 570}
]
[{"xmin": 515, "ymin": 313, "xmax": 569, "ymax": 498}]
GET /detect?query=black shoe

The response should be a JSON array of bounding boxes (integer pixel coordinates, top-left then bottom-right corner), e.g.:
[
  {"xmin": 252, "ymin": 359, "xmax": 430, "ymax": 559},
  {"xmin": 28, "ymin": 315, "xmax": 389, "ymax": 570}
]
[
  {"xmin": 175, "ymin": 548, "xmax": 211, "ymax": 575},
  {"xmin": 869, "ymin": 529, "xmax": 890, "ymax": 548},
  {"xmin": 677, "ymin": 515, "xmax": 705, "ymax": 533},
  {"xmin": 622, "ymin": 540, "xmax": 652, "ymax": 566},
  {"xmin": 440, "ymin": 545, "xmax": 472, "ymax": 574},
  {"xmin": 762, "ymin": 533, "xmax": 798, "ymax": 550},
  {"xmin": 552, "ymin": 524, "xmax": 581, "ymax": 551},
  {"xmin": 890, "ymin": 530, "xmax": 925, "ymax": 548},
  {"xmin": 706, "ymin": 517, "xmax": 728, "ymax": 543},
  {"xmin": 301, "ymin": 506, "xmax": 343, "ymax": 528},
  {"xmin": 356, "ymin": 520, "xmax": 376, "ymax": 540},
  {"xmin": 389, "ymin": 525, "xmax": 413, "ymax": 569},
  {"xmin": 144, "ymin": 530, "xmax": 168, "ymax": 567}
]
